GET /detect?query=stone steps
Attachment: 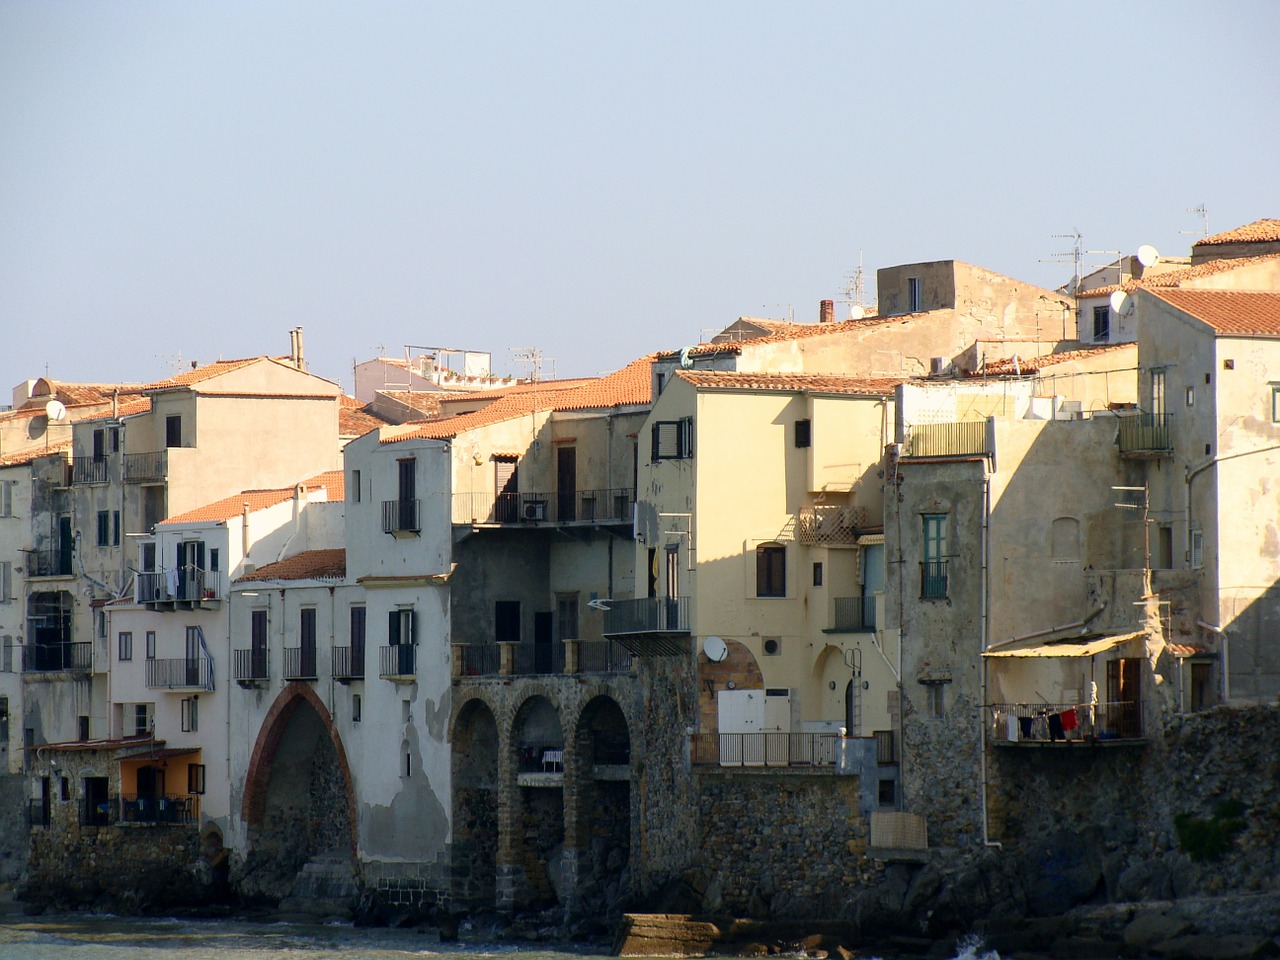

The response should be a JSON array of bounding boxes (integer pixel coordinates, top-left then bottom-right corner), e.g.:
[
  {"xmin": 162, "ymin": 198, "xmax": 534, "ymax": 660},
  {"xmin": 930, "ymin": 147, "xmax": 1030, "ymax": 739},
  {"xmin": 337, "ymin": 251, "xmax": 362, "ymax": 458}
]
[{"xmin": 277, "ymin": 852, "xmax": 359, "ymax": 919}]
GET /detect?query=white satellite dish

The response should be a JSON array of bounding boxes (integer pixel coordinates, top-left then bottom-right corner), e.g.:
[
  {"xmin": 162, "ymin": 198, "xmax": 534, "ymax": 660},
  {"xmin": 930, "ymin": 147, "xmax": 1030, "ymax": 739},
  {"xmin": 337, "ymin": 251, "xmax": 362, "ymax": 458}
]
[
  {"xmin": 44, "ymin": 400, "xmax": 67, "ymax": 421},
  {"xmin": 1109, "ymin": 290, "xmax": 1134, "ymax": 317},
  {"xmin": 703, "ymin": 635, "xmax": 728, "ymax": 663},
  {"xmin": 1136, "ymin": 244, "xmax": 1160, "ymax": 268}
]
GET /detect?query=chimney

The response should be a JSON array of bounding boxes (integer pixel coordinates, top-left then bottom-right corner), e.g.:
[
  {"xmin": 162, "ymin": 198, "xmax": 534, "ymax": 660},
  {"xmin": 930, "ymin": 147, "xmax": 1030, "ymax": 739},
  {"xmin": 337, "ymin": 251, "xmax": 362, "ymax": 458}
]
[
  {"xmin": 819, "ymin": 300, "xmax": 834, "ymax": 324},
  {"xmin": 289, "ymin": 326, "xmax": 307, "ymax": 371}
]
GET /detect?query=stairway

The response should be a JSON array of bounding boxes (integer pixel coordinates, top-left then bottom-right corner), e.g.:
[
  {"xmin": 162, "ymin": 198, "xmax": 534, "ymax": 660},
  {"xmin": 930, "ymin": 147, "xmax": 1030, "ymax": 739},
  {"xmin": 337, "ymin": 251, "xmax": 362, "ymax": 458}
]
[{"xmin": 277, "ymin": 851, "xmax": 360, "ymax": 919}]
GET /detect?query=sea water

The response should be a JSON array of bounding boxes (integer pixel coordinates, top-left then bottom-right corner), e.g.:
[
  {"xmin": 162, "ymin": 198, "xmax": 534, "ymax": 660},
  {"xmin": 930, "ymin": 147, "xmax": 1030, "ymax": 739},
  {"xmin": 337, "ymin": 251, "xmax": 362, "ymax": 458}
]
[{"xmin": 0, "ymin": 916, "xmax": 1001, "ymax": 960}]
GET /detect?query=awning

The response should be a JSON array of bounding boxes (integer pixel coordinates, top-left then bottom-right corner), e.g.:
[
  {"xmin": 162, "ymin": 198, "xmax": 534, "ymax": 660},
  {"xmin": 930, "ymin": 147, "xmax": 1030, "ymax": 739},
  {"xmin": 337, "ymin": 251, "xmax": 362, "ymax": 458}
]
[
  {"xmin": 983, "ymin": 630, "xmax": 1146, "ymax": 659},
  {"xmin": 856, "ymin": 533, "xmax": 885, "ymax": 546}
]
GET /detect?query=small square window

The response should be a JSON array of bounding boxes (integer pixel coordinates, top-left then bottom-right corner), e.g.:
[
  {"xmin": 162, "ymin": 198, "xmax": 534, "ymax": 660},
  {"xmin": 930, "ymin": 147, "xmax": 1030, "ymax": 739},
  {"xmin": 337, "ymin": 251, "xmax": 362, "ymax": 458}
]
[
  {"xmin": 794, "ymin": 419, "xmax": 812, "ymax": 448},
  {"xmin": 1186, "ymin": 386, "xmax": 1194, "ymax": 407},
  {"xmin": 878, "ymin": 778, "xmax": 896, "ymax": 806},
  {"xmin": 926, "ymin": 683, "xmax": 946, "ymax": 718}
]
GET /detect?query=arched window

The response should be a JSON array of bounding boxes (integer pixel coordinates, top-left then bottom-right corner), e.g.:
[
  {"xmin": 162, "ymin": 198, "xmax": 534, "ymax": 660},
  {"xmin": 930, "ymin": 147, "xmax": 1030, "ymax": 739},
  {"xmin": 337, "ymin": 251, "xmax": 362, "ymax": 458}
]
[{"xmin": 1051, "ymin": 517, "xmax": 1080, "ymax": 562}]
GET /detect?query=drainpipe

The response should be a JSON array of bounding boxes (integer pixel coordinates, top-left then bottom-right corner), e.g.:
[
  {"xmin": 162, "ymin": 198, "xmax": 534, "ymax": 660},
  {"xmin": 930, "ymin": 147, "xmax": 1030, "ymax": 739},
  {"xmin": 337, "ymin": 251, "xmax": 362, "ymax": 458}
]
[
  {"xmin": 274, "ymin": 484, "xmax": 306, "ymax": 563},
  {"xmin": 985, "ymin": 601, "xmax": 1109, "ymax": 651},
  {"xmin": 979, "ymin": 471, "xmax": 1000, "ymax": 849}
]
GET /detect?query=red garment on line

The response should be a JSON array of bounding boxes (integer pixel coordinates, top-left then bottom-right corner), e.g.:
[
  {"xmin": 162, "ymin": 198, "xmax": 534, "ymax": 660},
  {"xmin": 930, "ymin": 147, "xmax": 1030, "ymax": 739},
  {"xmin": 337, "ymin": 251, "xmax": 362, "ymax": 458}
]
[{"xmin": 1060, "ymin": 708, "xmax": 1079, "ymax": 731}]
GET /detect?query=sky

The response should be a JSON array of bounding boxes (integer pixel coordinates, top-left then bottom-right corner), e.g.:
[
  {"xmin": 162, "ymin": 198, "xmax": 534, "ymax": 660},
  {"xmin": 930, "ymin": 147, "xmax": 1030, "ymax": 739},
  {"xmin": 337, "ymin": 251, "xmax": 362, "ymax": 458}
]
[{"xmin": 2, "ymin": 1, "xmax": 1278, "ymax": 398}]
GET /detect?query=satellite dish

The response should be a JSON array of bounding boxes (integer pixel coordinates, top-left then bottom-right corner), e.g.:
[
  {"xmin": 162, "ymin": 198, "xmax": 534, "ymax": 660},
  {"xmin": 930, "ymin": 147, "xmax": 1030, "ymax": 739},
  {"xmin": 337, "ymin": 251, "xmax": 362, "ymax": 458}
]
[
  {"xmin": 1136, "ymin": 244, "xmax": 1160, "ymax": 268},
  {"xmin": 678, "ymin": 346, "xmax": 695, "ymax": 369},
  {"xmin": 1109, "ymin": 290, "xmax": 1134, "ymax": 317},
  {"xmin": 44, "ymin": 400, "xmax": 67, "ymax": 421},
  {"xmin": 703, "ymin": 635, "xmax": 728, "ymax": 663}
]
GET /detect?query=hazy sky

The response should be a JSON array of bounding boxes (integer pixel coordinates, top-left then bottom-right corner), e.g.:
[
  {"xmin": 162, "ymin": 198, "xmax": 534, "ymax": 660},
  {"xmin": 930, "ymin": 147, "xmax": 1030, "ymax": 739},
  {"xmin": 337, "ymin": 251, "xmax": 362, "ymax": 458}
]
[{"xmin": 2, "ymin": 2, "xmax": 1277, "ymax": 397}]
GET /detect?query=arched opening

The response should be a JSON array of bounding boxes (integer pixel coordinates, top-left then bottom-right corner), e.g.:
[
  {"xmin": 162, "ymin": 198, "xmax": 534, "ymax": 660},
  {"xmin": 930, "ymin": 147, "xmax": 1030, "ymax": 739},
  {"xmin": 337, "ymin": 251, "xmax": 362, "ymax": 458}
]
[
  {"xmin": 238, "ymin": 685, "xmax": 355, "ymax": 904},
  {"xmin": 511, "ymin": 695, "xmax": 564, "ymax": 910},
  {"xmin": 451, "ymin": 698, "xmax": 500, "ymax": 910},
  {"xmin": 571, "ymin": 696, "xmax": 632, "ymax": 917}
]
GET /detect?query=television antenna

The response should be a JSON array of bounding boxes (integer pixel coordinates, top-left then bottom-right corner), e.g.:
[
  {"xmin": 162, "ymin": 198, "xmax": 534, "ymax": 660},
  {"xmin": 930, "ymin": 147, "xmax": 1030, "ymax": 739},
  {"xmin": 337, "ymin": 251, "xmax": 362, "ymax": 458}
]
[
  {"xmin": 1043, "ymin": 230, "xmax": 1084, "ymax": 294},
  {"xmin": 510, "ymin": 348, "xmax": 547, "ymax": 382},
  {"xmin": 763, "ymin": 303, "xmax": 795, "ymax": 324},
  {"xmin": 1181, "ymin": 204, "xmax": 1210, "ymax": 237},
  {"xmin": 836, "ymin": 252, "xmax": 871, "ymax": 319}
]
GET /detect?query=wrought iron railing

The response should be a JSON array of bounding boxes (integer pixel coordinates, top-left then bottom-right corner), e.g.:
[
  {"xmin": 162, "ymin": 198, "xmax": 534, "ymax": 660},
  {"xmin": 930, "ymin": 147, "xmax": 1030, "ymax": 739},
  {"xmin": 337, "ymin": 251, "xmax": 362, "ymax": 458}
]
[
  {"xmin": 1118, "ymin": 413, "xmax": 1172, "ymax": 455},
  {"xmin": 144, "ymin": 658, "xmax": 210, "ymax": 689},
  {"xmin": 578, "ymin": 639, "xmax": 633, "ymax": 674},
  {"xmin": 455, "ymin": 643, "xmax": 500, "ymax": 677},
  {"xmin": 233, "ymin": 648, "xmax": 270, "ymax": 682},
  {"xmin": 283, "ymin": 646, "xmax": 318, "ymax": 680},
  {"xmin": 123, "ymin": 450, "xmax": 166, "ymax": 481},
  {"xmin": 30, "ymin": 549, "xmax": 73, "ymax": 577},
  {"xmin": 382, "ymin": 499, "xmax": 420, "ymax": 534},
  {"xmin": 137, "ymin": 568, "xmax": 222, "ymax": 603},
  {"xmin": 451, "ymin": 487, "xmax": 636, "ymax": 525},
  {"xmin": 117, "ymin": 792, "xmax": 200, "ymax": 825},
  {"xmin": 511, "ymin": 641, "xmax": 565, "ymax": 676},
  {"xmin": 379, "ymin": 644, "xmax": 417, "ymax": 679},
  {"xmin": 905, "ymin": 421, "xmax": 989, "ymax": 458},
  {"xmin": 832, "ymin": 595, "xmax": 877, "ymax": 631},
  {"xmin": 71, "ymin": 457, "xmax": 109, "ymax": 484},
  {"xmin": 23, "ymin": 641, "xmax": 91, "ymax": 673},
  {"xmin": 332, "ymin": 644, "xmax": 365, "ymax": 680},
  {"xmin": 920, "ymin": 560, "xmax": 949, "ymax": 600},
  {"xmin": 989, "ymin": 700, "xmax": 1146, "ymax": 743},
  {"xmin": 690, "ymin": 732, "xmax": 838, "ymax": 767},
  {"xmin": 602, "ymin": 597, "xmax": 690, "ymax": 635}
]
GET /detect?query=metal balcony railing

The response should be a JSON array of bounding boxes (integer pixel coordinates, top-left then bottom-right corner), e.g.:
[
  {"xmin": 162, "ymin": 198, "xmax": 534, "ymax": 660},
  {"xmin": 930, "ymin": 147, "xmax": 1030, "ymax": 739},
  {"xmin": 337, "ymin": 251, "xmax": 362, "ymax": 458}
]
[
  {"xmin": 451, "ymin": 487, "xmax": 636, "ymax": 526},
  {"xmin": 137, "ymin": 568, "xmax": 223, "ymax": 604},
  {"xmin": 990, "ymin": 700, "xmax": 1146, "ymax": 743},
  {"xmin": 144, "ymin": 658, "xmax": 210, "ymax": 689},
  {"xmin": 30, "ymin": 549, "xmax": 73, "ymax": 577},
  {"xmin": 920, "ymin": 560, "xmax": 949, "ymax": 600},
  {"xmin": 832, "ymin": 595, "xmax": 877, "ymax": 631},
  {"xmin": 1118, "ymin": 413, "xmax": 1172, "ymax": 456},
  {"xmin": 455, "ymin": 643, "xmax": 500, "ymax": 677},
  {"xmin": 905, "ymin": 421, "xmax": 990, "ymax": 458},
  {"xmin": 379, "ymin": 644, "xmax": 416, "ymax": 679},
  {"xmin": 690, "ymin": 732, "xmax": 838, "ymax": 767},
  {"xmin": 578, "ymin": 640, "xmax": 633, "ymax": 674},
  {"xmin": 332, "ymin": 643, "xmax": 365, "ymax": 681},
  {"xmin": 283, "ymin": 646, "xmax": 318, "ymax": 680},
  {"xmin": 123, "ymin": 450, "xmax": 166, "ymax": 481},
  {"xmin": 23, "ymin": 641, "xmax": 91, "ymax": 673},
  {"xmin": 233, "ymin": 648, "xmax": 270, "ymax": 682},
  {"xmin": 602, "ymin": 597, "xmax": 690, "ymax": 636},
  {"xmin": 117, "ymin": 792, "xmax": 200, "ymax": 825},
  {"xmin": 71, "ymin": 457, "xmax": 109, "ymax": 484},
  {"xmin": 511, "ymin": 641, "xmax": 565, "ymax": 676},
  {"xmin": 382, "ymin": 499, "xmax": 420, "ymax": 534}
]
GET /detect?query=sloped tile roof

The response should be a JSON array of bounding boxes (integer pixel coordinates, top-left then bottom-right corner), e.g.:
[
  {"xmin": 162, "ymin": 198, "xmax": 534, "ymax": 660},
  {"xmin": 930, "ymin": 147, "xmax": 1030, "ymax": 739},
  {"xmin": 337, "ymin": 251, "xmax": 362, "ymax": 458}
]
[
  {"xmin": 675, "ymin": 370, "xmax": 904, "ymax": 395},
  {"xmin": 377, "ymin": 391, "xmax": 445, "ymax": 418},
  {"xmin": 383, "ymin": 356, "xmax": 655, "ymax": 443},
  {"xmin": 237, "ymin": 548, "xmax": 346, "ymax": 582},
  {"xmin": 160, "ymin": 470, "xmax": 344, "ymax": 525},
  {"xmin": 339, "ymin": 395, "xmax": 393, "ymax": 437},
  {"xmin": 1194, "ymin": 218, "xmax": 1280, "ymax": 247},
  {"xmin": 1167, "ymin": 642, "xmax": 1211, "ymax": 657},
  {"xmin": 75, "ymin": 397, "xmax": 153, "ymax": 422},
  {"xmin": 668, "ymin": 314, "xmax": 918, "ymax": 359},
  {"xmin": 978, "ymin": 343, "xmax": 1134, "ymax": 376},
  {"xmin": 0, "ymin": 438, "xmax": 71, "ymax": 467},
  {"xmin": 1149, "ymin": 289, "xmax": 1280, "ymax": 337},
  {"xmin": 144, "ymin": 357, "xmax": 269, "ymax": 390},
  {"xmin": 1078, "ymin": 253, "xmax": 1280, "ymax": 298}
]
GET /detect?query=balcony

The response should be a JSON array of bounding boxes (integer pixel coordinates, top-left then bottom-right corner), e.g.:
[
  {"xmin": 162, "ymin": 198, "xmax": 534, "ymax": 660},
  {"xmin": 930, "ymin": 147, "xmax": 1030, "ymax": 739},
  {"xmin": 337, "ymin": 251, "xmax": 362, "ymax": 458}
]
[
  {"xmin": 920, "ymin": 560, "xmax": 949, "ymax": 600},
  {"xmin": 233, "ymin": 648, "xmax": 269, "ymax": 685},
  {"xmin": 990, "ymin": 700, "xmax": 1147, "ymax": 745},
  {"xmin": 1118, "ymin": 413, "xmax": 1172, "ymax": 458},
  {"xmin": 512, "ymin": 641, "xmax": 566, "ymax": 676},
  {"xmin": 29, "ymin": 549, "xmax": 73, "ymax": 578},
  {"xmin": 797, "ymin": 505, "xmax": 865, "ymax": 546},
  {"xmin": 578, "ymin": 639, "xmax": 633, "ymax": 674},
  {"xmin": 382, "ymin": 498, "xmax": 420, "ymax": 536},
  {"xmin": 144, "ymin": 658, "xmax": 210, "ymax": 690},
  {"xmin": 283, "ymin": 647, "xmax": 318, "ymax": 681},
  {"xmin": 123, "ymin": 450, "xmax": 166, "ymax": 482},
  {"xmin": 452, "ymin": 487, "xmax": 636, "ymax": 527},
  {"xmin": 690, "ymin": 732, "xmax": 838, "ymax": 767},
  {"xmin": 455, "ymin": 643, "xmax": 500, "ymax": 677},
  {"xmin": 379, "ymin": 644, "xmax": 416, "ymax": 681},
  {"xmin": 332, "ymin": 644, "xmax": 365, "ymax": 682},
  {"xmin": 829, "ymin": 595, "xmax": 878, "ymax": 632},
  {"xmin": 23, "ymin": 641, "xmax": 91, "ymax": 673},
  {"xmin": 137, "ymin": 568, "xmax": 223, "ymax": 607},
  {"xmin": 603, "ymin": 597, "xmax": 690, "ymax": 636},
  {"xmin": 116, "ymin": 792, "xmax": 200, "ymax": 825},
  {"xmin": 904, "ymin": 421, "xmax": 990, "ymax": 459},
  {"xmin": 71, "ymin": 456, "xmax": 109, "ymax": 484}
]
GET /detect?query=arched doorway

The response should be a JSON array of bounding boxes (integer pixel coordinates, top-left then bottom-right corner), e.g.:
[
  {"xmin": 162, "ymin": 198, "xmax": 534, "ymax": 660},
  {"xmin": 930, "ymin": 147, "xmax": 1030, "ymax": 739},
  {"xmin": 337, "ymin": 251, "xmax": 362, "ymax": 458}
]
[
  {"xmin": 451, "ymin": 698, "xmax": 500, "ymax": 910},
  {"xmin": 570, "ymin": 695, "xmax": 632, "ymax": 917},
  {"xmin": 239, "ymin": 685, "xmax": 355, "ymax": 903},
  {"xmin": 510, "ymin": 695, "xmax": 564, "ymax": 910}
]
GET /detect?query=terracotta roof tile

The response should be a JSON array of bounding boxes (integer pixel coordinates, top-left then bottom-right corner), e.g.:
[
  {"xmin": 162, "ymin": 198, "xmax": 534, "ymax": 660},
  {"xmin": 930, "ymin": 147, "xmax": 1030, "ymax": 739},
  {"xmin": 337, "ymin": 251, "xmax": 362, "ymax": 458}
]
[
  {"xmin": 339, "ymin": 395, "xmax": 393, "ymax": 437},
  {"xmin": 675, "ymin": 370, "xmax": 904, "ymax": 395},
  {"xmin": 1167, "ymin": 642, "xmax": 1211, "ymax": 657},
  {"xmin": 160, "ymin": 470, "xmax": 344, "ymax": 525},
  {"xmin": 377, "ymin": 391, "xmax": 445, "ymax": 417},
  {"xmin": 144, "ymin": 357, "xmax": 269, "ymax": 390},
  {"xmin": 1194, "ymin": 218, "xmax": 1280, "ymax": 247},
  {"xmin": 1149, "ymin": 289, "xmax": 1280, "ymax": 337},
  {"xmin": 670, "ymin": 314, "xmax": 915, "ymax": 359},
  {"xmin": 383, "ymin": 356, "xmax": 655, "ymax": 443},
  {"xmin": 1078, "ymin": 253, "xmax": 1280, "ymax": 298},
  {"xmin": 75, "ymin": 398, "xmax": 152, "ymax": 422},
  {"xmin": 978, "ymin": 344, "xmax": 1134, "ymax": 376},
  {"xmin": 0, "ymin": 439, "xmax": 71, "ymax": 467},
  {"xmin": 237, "ymin": 548, "xmax": 346, "ymax": 582}
]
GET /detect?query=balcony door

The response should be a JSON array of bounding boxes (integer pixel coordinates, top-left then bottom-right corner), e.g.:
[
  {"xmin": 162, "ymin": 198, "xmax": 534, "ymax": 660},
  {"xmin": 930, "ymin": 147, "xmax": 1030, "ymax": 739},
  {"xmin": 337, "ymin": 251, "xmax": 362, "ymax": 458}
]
[
  {"xmin": 184, "ymin": 627, "xmax": 202, "ymax": 686},
  {"xmin": 1106, "ymin": 657, "xmax": 1142, "ymax": 738},
  {"xmin": 176, "ymin": 540, "xmax": 205, "ymax": 600},
  {"xmin": 494, "ymin": 458, "xmax": 518, "ymax": 523},
  {"xmin": 397, "ymin": 458, "xmax": 416, "ymax": 530},
  {"xmin": 664, "ymin": 546, "xmax": 680, "ymax": 630},
  {"xmin": 557, "ymin": 447, "xmax": 576, "ymax": 521}
]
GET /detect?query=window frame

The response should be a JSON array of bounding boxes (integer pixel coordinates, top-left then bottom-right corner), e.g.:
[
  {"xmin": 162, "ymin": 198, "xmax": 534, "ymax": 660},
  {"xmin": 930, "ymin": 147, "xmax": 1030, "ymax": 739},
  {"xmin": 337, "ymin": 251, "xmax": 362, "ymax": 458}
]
[
  {"xmin": 755, "ymin": 543, "xmax": 786, "ymax": 598},
  {"xmin": 794, "ymin": 418, "xmax": 812, "ymax": 449},
  {"xmin": 117, "ymin": 631, "xmax": 133, "ymax": 662},
  {"xmin": 1092, "ymin": 304, "xmax": 1110, "ymax": 342},
  {"xmin": 651, "ymin": 417, "xmax": 694, "ymax": 461}
]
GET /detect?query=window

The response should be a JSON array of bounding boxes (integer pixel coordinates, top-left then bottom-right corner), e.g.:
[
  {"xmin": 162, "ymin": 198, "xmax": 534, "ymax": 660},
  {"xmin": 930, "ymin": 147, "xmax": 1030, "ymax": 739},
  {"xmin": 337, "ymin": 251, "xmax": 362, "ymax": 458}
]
[
  {"xmin": 188, "ymin": 764, "xmax": 206, "ymax": 794},
  {"xmin": 2, "ymin": 636, "xmax": 11, "ymax": 673},
  {"xmin": 651, "ymin": 418, "xmax": 694, "ymax": 460},
  {"xmin": 351, "ymin": 469, "xmax": 362, "ymax": 503},
  {"xmin": 494, "ymin": 601, "xmax": 520, "ymax": 643},
  {"xmin": 78, "ymin": 715, "xmax": 89, "ymax": 741},
  {"xmin": 165, "ymin": 415, "xmax": 182, "ymax": 448},
  {"xmin": 1155, "ymin": 524, "xmax": 1174, "ymax": 569},
  {"xmin": 145, "ymin": 631, "xmax": 156, "ymax": 659},
  {"xmin": 112, "ymin": 510, "xmax": 120, "ymax": 546},
  {"xmin": 1190, "ymin": 529, "xmax": 1204, "ymax": 570},
  {"xmin": 61, "ymin": 776, "xmax": 71, "ymax": 802},
  {"xmin": 1271, "ymin": 385, "xmax": 1280, "ymax": 423},
  {"xmin": 97, "ymin": 510, "xmax": 110, "ymax": 546},
  {"xmin": 556, "ymin": 593, "xmax": 579, "ymax": 641},
  {"xmin": 209, "ymin": 548, "xmax": 219, "ymax": 573},
  {"xmin": 117, "ymin": 631, "xmax": 133, "ymax": 661},
  {"xmin": 926, "ymin": 683, "xmax": 946, "ymax": 718},
  {"xmin": 1, "ymin": 480, "xmax": 14, "ymax": 517},
  {"xmin": 352, "ymin": 694, "xmax": 362, "ymax": 723},
  {"xmin": 110, "ymin": 427, "xmax": 120, "ymax": 452},
  {"xmin": 350, "ymin": 605, "xmax": 366, "ymax": 669},
  {"xmin": 922, "ymin": 514, "xmax": 948, "ymax": 599},
  {"xmin": 95, "ymin": 608, "xmax": 108, "ymax": 639},
  {"xmin": 0, "ymin": 561, "xmax": 11, "ymax": 603},
  {"xmin": 1092, "ymin": 305, "xmax": 1110, "ymax": 342},
  {"xmin": 756, "ymin": 543, "xmax": 786, "ymax": 598},
  {"xmin": 907, "ymin": 276, "xmax": 923, "ymax": 313},
  {"xmin": 0, "ymin": 697, "xmax": 7, "ymax": 741},
  {"xmin": 879, "ymin": 779, "xmax": 897, "ymax": 806},
  {"xmin": 812, "ymin": 562, "xmax": 823, "ymax": 587},
  {"xmin": 133, "ymin": 703, "xmax": 153, "ymax": 736},
  {"xmin": 93, "ymin": 429, "xmax": 106, "ymax": 461},
  {"xmin": 1151, "ymin": 368, "xmax": 1166, "ymax": 417},
  {"xmin": 1185, "ymin": 386, "xmax": 1194, "ymax": 407},
  {"xmin": 181, "ymin": 696, "xmax": 199, "ymax": 732},
  {"xmin": 794, "ymin": 419, "xmax": 812, "ymax": 448},
  {"xmin": 388, "ymin": 607, "xmax": 415, "ymax": 646}
]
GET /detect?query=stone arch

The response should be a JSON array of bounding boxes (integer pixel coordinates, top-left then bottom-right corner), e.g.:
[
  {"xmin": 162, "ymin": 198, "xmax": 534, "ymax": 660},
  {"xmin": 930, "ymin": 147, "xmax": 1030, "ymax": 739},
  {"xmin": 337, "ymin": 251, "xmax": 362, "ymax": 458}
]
[
  {"xmin": 508, "ymin": 693, "xmax": 567, "ymax": 910},
  {"xmin": 813, "ymin": 643, "xmax": 856, "ymax": 732},
  {"xmin": 698, "ymin": 639, "xmax": 763, "ymax": 733},
  {"xmin": 566, "ymin": 694, "xmax": 632, "ymax": 917},
  {"xmin": 238, "ymin": 683, "xmax": 357, "ymax": 901},
  {"xmin": 451, "ymin": 697, "xmax": 500, "ymax": 910}
]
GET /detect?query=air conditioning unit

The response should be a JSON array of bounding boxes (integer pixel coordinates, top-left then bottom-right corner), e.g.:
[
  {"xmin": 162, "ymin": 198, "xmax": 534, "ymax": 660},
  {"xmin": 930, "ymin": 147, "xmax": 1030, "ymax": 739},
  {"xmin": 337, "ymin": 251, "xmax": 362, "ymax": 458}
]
[{"xmin": 523, "ymin": 500, "xmax": 546, "ymax": 521}]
